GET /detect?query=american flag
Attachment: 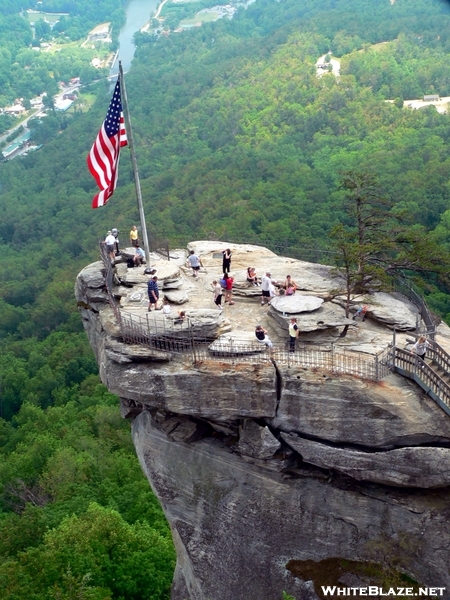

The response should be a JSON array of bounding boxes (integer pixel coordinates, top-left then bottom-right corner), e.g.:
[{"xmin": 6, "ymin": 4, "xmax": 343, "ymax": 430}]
[{"xmin": 87, "ymin": 78, "xmax": 128, "ymax": 209}]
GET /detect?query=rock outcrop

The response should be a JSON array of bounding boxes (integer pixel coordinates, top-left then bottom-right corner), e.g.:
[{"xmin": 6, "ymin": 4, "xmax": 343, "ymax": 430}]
[{"xmin": 76, "ymin": 242, "xmax": 450, "ymax": 598}]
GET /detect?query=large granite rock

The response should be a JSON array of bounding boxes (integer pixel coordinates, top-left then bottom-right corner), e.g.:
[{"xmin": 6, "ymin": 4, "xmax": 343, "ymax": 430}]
[
  {"xmin": 133, "ymin": 410, "xmax": 450, "ymax": 598},
  {"xmin": 270, "ymin": 367, "xmax": 450, "ymax": 449},
  {"xmin": 76, "ymin": 242, "xmax": 450, "ymax": 599},
  {"xmin": 282, "ymin": 433, "xmax": 450, "ymax": 488}
]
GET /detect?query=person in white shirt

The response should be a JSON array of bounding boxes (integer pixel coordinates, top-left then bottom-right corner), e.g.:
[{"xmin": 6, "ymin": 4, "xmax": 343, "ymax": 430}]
[
  {"xmin": 412, "ymin": 336, "xmax": 431, "ymax": 362},
  {"xmin": 187, "ymin": 250, "xmax": 202, "ymax": 279},
  {"xmin": 261, "ymin": 272, "xmax": 276, "ymax": 306},
  {"xmin": 104, "ymin": 231, "xmax": 116, "ymax": 261},
  {"xmin": 213, "ymin": 280, "xmax": 223, "ymax": 310}
]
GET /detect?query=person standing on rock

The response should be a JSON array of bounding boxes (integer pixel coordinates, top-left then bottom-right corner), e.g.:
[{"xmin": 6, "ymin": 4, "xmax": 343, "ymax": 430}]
[
  {"xmin": 104, "ymin": 230, "xmax": 116, "ymax": 262},
  {"xmin": 111, "ymin": 228, "xmax": 120, "ymax": 255},
  {"xmin": 187, "ymin": 250, "xmax": 202, "ymax": 279},
  {"xmin": 147, "ymin": 276, "xmax": 159, "ymax": 311},
  {"xmin": 261, "ymin": 272, "xmax": 275, "ymax": 306},
  {"xmin": 224, "ymin": 273, "xmax": 234, "ymax": 305},
  {"xmin": 213, "ymin": 280, "xmax": 223, "ymax": 310},
  {"xmin": 130, "ymin": 225, "xmax": 139, "ymax": 248},
  {"xmin": 255, "ymin": 325, "xmax": 273, "ymax": 351},
  {"xmin": 222, "ymin": 248, "xmax": 232, "ymax": 274},
  {"xmin": 289, "ymin": 317, "xmax": 299, "ymax": 352}
]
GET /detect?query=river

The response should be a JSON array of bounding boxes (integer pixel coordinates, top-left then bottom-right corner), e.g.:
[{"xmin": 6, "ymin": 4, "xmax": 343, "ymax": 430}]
[{"xmin": 110, "ymin": 0, "xmax": 159, "ymax": 77}]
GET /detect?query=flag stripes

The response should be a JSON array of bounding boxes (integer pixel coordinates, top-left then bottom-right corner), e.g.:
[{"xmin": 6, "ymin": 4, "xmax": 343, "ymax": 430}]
[{"xmin": 87, "ymin": 78, "xmax": 128, "ymax": 209}]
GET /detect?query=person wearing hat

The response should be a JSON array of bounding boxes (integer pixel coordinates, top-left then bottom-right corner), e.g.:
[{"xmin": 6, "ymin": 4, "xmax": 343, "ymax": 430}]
[
  {"xmin": 261, "ymin": 272, "xmax": 276, "ymax": 306},
  {"xmin": 104, "ymin": 230, "xmax": 116, "ymax": 262},
  {"xmin": 111, "ymin": 228, "xmax": 120, "ymax": 255}
]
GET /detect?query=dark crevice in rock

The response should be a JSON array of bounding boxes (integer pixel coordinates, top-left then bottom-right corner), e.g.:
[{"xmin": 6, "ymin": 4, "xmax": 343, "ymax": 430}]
[
  {"xmin": 286, "ymin": 557, "xmax": 422, "ymax": 599},
  {"xmin": 277, "ymin": 424, "xmax": 450, "ymax": 453},
  {"xmin": 271, "ymin": 357, "xmax": 283, "ymax": 417}
]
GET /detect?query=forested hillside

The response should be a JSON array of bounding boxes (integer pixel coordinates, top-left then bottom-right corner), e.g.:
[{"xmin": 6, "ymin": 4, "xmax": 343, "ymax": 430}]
[
  {"xmin": 1, "ymin": 0, "xmax": 450, "ymax": 597},
  {"xmin": 0, "ymin": 0, "xmax": 125, "ymax": 108}
]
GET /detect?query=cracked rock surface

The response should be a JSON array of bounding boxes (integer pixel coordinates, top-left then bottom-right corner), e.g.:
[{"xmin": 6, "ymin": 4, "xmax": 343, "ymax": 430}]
[{"xmin": 75, "ymin": 242, "xmax": 450, "ymax": 597}]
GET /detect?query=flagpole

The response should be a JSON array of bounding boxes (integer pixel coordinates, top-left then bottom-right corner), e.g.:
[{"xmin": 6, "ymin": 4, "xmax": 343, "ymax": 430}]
[{"xmin": 119, "ymin": 62, "xmax": 151, "ymax": 266}]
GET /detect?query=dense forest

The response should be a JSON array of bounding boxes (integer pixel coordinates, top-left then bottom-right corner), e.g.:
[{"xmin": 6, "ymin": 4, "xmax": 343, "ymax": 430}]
[{"xmin": 1, "ymin": 0, "xmax": 450, "ymax": 597}]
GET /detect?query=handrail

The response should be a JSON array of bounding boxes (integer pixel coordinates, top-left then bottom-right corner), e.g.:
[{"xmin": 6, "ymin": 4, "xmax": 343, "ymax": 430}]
[
  {"xmin": 119, "ymin": 310, "xmax": 392, "ymax": 380},
  {"xmin": 391, "ymin": 347, "xmax": 450, "ymax": 416},
  {"xmin": 390, "ymin": 276, "xmax": 436, "ymax": 339},
  {"xmin": 428, "ymin": 340, "xmax": 450, "ymax": 375}
]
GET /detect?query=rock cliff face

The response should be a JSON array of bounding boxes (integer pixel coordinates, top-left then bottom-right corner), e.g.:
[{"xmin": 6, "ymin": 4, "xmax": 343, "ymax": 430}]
[{"xmin": 76, "ymin": 243, "xmax": 450, "ymax": 598}]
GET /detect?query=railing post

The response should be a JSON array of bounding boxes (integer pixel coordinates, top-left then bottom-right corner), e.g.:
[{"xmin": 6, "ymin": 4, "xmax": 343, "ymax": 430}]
[
  {"xmin": 375, "ymin": 352, "xmax": 379, "ymax": 380},
  {"xmin": 189, "ymin": 319, "xmax": 197, "ymax": 364},
  {"xmin": 331, "ymin": 343, "xmax": 334, "ymax": 373}
]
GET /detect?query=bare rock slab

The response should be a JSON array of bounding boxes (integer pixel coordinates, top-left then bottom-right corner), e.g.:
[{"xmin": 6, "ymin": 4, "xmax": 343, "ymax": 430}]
[
  {"xmin": 237, "ymin": 420, "xmax": 281, "ymax": 459},
  {"xmin": 281, "ymin": 433, "xmax": 450, "ymax": 488},
  {"xmin": 369, "ymin": 292, "xmax": 418, "ymax": 330},
  {"xmin": 270, "ymin": 369, "xmax": 450, "ymax": 449},
  {"xmin": 270, "ymin": 294, "xmax": 324, "ymax": 314},
  {"xmin": 269, "ymin": 301, "xmax": 354, "ymax": 333}
]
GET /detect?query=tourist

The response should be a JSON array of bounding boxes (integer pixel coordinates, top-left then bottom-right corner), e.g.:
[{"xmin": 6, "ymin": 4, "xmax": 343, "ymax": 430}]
[
  {"xmin": 213, "ymin": 280, "xmax": 223, "ymax": 310},
  {"xmin": 289, "ymin": 317, "xmax": 299, "ymax": 352},
  {"xmin": 111, "ymin": 228, "xmax": 120, "ymax": 254},
  {"xmin": 255, "ymin": 325, "xmax": 273, "ymax": 351},
  {"xmin": 284, "ymin": 275, "xmax": 297, "ymax": 295},
  {"xmin": 187, "ymin": 250, "xmax": 202, "ymax": 279},
  {"xmin": 134, "ymin": 244, "xmax": 145, "ymax": 266},
  {"xmin": 247, "ymin": 267, "xmax": 259, "ymax": 286},
  {"xmin": 104, "ymin": 230, "xmax": 116, "ymax": 262},
  {"xmin": 412, "ymin": 336, "xmax": 431, "ymax": 363},
  {"xmin": 261, "ymin": 272, "xmax": 276, "ymax": 306},
  {"xmin": 222, "ymin": 248, "xmax": 232, "ymax": 274},
  {"xmin": 224, "ymin": 273, "xmax": 234, "ymax": 305},
  {"xmin": 162, "ymin": 299, "xmax": 172, "ymax": 314},
  {"xmin": 147, "ymin": 276, "xmax": 159, "ymax": 311},
  {"xmin": 353, "ymin": 305, "xmax": 368, "ymax": 321},
  {"xmin": 269, "ymin": 282, "xmax": 279, "ymax": 299},
  {"xmin": 130, "ymin": 225, "xmax": 139, "ymax": 247},
  {"xmin": 174, "ymin": 310, "xmax": 186, "ymax": 325}
]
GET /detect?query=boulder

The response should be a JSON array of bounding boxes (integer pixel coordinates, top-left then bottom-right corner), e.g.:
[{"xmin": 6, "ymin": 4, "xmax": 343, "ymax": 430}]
[
  {"xmin": 163, "ymin": 289, "xmax": 190, "ymax": 304},
  {"xmin": 270, "ymin": 294, "xmax": 324, "ymax": 314},
  {"xmin": 268, "ymin": 301, "xmax": 355, "ymax": 333},
  {"xmin": 369, "ymin": 292, "xmax": 418, "ymax": 330},
  {"xmin": 237, "ymin": 420, "xmax": 281, "ymax": 459}
]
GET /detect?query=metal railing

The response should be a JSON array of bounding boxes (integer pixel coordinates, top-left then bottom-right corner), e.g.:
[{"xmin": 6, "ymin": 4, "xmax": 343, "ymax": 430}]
[
  {"xmin": 428, "ymin": 340, "xmax": 450, "ymax": 376},
  {"xmin": 99, "ymin": 241, "xmax": 122, "ymax": 326},
  {"xmin": 390, "ymin": 276, "xmax": 436, "ymax": 339},
  {"xmin": 391, "ymin": 347, "xmax": 450, "ymax": 416},
  {"xmin": 117, "ymin": 310, "xmax": 393, "ymax": 380}
]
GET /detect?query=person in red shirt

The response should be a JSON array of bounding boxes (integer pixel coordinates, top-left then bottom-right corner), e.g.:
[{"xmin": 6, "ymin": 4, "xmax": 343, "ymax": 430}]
[{"xmin": 223, "ymin": 273, "xmax": 234, "ymax": 305}]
